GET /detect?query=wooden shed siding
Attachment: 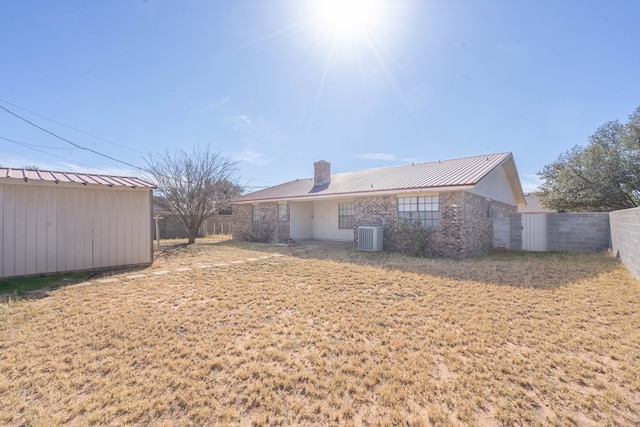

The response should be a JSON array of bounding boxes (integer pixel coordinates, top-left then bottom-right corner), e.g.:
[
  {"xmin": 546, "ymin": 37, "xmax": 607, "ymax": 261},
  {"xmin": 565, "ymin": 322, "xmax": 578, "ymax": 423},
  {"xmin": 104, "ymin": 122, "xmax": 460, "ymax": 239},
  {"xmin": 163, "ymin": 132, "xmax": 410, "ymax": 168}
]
[{"xmin": 0, "ymin": 182, "xmax": 152, "ymax": 278}]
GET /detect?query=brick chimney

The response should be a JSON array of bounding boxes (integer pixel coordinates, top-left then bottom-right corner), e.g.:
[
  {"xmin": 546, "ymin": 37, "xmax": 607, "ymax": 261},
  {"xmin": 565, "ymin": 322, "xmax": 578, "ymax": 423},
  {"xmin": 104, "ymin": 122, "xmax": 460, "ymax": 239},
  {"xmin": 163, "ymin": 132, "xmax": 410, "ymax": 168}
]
[{"xmin": 313, "ymin": 160, "xmax": 331, "ymax": 187}]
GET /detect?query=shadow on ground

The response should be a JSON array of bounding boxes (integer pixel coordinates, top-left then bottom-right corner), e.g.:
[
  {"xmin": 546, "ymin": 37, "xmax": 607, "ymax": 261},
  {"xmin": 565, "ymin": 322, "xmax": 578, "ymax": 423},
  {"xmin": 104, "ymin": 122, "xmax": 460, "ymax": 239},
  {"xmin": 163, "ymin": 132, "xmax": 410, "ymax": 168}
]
[{"xmin": 211, "ymin": 240, "xmax": 621, "ymax": 289}]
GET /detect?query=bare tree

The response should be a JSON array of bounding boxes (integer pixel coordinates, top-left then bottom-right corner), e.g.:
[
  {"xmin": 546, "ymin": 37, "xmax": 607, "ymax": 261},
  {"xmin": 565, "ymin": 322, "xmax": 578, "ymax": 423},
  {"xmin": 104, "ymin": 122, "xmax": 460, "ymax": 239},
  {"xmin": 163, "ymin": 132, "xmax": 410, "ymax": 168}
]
[{"xmin": 146, "ymin": 147, "xmax": 241, "ymax": 244}]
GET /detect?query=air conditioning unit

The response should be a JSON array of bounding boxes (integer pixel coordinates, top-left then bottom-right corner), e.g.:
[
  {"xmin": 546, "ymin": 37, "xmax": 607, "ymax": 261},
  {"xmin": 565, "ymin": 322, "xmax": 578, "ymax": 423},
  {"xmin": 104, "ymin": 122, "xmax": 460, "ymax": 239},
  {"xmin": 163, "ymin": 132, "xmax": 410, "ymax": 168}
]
[{"xmin": 358, "ymin": 226, "xmax": 384, "ymax": 251}]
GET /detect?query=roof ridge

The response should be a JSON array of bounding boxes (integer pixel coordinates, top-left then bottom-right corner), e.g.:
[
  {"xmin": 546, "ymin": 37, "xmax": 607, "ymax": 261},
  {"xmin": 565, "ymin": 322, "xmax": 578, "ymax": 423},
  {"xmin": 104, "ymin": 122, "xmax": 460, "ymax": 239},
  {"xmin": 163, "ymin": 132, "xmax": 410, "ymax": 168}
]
[{"xmin": 329, "ymin": 152, "xmax": 512, "ymax": 177}]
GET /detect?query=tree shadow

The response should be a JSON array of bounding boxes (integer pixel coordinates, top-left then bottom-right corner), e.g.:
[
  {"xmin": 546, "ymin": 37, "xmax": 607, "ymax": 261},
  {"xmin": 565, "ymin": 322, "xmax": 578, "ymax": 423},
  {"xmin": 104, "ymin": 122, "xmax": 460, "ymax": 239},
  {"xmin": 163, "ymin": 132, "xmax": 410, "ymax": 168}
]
[
  {"xmin": 309, "ymin": 249, "xmax": 623, "ymax": 289},
  {"xmin": 226, "ymin": 242, "xmax": 622, "ymax": 289},
  {"xmin": 154, "ymin": 242, "xmax": 189, "ymax": 258}
]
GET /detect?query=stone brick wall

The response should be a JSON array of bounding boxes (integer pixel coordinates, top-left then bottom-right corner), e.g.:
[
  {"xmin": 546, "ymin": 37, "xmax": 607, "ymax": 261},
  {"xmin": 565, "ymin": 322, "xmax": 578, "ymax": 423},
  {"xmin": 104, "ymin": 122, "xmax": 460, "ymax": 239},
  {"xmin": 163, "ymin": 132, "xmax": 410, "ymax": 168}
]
[
  {"xmin": 432, "ymin": 191, "xmax": 515, "ymax": 259},
  {"xmin": 232, "ymin": 202, "xmax": 287, "ymax": 242},
  {"xmin": 353, "ymin": 191, "xmax": 515, "ymax": 259},
  {"xmin": 232, "ymin": 204, "xmax": 252, "ymax": 241},
  {"xmin": 609, "ymin": 207, "xmax": 640, "ymax": 281},
  {"xmin": 353, "ymin": 195, "xmax": 398, "ymax": 248},
  {"xmin": 314, "ymin": 161, "xmax": 331, "ymax": 186},
  {"xmin": 458, "ymin": 192, "xmax": 517, "ymax": 258},
  {"xmin": 276, "ymin": 202, "xmax": 291, "ymax": 242}
]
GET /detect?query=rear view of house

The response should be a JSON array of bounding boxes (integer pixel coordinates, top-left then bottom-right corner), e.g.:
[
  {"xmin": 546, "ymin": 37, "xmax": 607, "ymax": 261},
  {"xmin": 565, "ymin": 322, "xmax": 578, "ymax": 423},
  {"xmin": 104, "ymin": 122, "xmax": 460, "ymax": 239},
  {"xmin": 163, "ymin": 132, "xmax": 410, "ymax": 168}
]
[
  {"xmin": 0, "ymin": 168, "xmax": 154, "ymax": 279},
  {"xmin": 233, "ymin": 153, "xmax": 526, "ymax": 259}
]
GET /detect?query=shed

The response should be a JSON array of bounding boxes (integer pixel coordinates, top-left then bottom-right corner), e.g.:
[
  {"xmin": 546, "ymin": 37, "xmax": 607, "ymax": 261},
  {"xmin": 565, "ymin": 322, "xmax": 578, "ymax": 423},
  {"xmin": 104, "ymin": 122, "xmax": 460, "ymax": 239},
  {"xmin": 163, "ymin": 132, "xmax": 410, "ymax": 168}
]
[{"xmin": 0, "ymin": 168, "xmax": 154, "ymax": 279}]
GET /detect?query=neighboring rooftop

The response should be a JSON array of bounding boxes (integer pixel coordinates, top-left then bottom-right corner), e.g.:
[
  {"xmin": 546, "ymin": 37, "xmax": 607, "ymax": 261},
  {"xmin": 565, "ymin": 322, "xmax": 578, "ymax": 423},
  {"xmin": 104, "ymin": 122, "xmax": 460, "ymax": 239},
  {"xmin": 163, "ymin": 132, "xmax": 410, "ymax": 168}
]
[
  {"xmin": 237, "ymin": 152, "xmax": 524, "ymax": 204},
  {"xmin": 519, "ymin": 193, "xmax": 555, "ymax": 213},
  {"xmin": 0, "ymin": 168, "xmax": 154, "ymax": 188}
]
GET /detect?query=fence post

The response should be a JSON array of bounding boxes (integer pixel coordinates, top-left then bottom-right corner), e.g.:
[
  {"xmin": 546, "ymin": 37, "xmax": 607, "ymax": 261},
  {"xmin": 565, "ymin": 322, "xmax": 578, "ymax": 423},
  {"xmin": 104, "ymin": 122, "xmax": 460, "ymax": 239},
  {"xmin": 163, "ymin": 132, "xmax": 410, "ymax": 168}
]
[{"xmin": 153, "ymin": 214, "xmax": 164, "ymax": 250}]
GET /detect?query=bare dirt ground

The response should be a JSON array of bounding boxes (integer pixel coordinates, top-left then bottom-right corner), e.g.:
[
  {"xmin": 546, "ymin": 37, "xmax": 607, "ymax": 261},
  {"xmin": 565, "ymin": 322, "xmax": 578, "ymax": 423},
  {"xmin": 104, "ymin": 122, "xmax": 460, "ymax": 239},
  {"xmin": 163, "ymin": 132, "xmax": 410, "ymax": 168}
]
[{"xmin": 1, "ymin": 240, "xmax": 639, "ymax": 426}]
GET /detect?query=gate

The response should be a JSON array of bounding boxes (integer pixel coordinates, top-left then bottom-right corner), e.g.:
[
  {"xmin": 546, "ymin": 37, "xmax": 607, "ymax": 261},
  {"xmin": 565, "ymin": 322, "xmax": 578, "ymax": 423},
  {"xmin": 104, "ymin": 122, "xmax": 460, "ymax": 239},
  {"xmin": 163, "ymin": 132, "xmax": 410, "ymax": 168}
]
[{"xmin": 521, "ymin": 214, "xmax": 547, "ymax": 251}]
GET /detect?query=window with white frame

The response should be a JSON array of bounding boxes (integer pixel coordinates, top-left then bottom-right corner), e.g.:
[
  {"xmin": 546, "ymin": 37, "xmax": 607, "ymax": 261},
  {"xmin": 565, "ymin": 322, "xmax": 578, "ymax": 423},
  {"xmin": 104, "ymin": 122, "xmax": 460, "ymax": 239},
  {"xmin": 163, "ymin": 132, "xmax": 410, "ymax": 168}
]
[
  {"xmin": 251, "ymin": 205, "xmax": 260, "ymax": 232},
  {"xmin": 397, "ymin": 196, "xmax": 439, "ymax": 227},
  {"xmin": 338, "ymin": 202, "xmax": 355, "ymax": 229},
  {"xmin": 278, "ymin": 203, "xmax": 287, "ymax": 233}
]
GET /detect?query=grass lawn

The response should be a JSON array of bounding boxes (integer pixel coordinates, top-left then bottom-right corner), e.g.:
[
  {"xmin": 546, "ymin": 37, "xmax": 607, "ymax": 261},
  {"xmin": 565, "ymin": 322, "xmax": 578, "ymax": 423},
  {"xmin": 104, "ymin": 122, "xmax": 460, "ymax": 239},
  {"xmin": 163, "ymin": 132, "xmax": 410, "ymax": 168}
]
[{"xmin": 1, "ymin": 242, "xmax": 639, "ymax": 426}]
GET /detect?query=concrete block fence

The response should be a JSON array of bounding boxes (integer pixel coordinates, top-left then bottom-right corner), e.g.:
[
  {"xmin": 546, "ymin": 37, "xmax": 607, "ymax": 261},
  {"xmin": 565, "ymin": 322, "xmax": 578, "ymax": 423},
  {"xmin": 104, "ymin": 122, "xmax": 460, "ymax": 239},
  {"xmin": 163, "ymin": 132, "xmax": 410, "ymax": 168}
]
[
  {"xmin": 546, "ymin": 213, "xmax": 610, "ymax": 252},
  {"xmin": 610, "ymin": 207, "xmax": 640, "ymax": 281},
  {"xmin": 492, "ymin": 213, "xmax": 610, "ymax": 252}
]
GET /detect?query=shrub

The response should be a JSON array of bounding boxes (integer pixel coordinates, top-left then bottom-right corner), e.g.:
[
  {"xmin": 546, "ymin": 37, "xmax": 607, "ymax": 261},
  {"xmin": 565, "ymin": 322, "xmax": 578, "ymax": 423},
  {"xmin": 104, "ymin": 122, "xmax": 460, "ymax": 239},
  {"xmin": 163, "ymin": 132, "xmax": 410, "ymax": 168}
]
[
  {"xmin": 397, "ymin": 219, "xmax": 433, "ymax": 257},
  {"xmin": 246, "ymin": 219, "xmax": 275, "ymax": 243}
]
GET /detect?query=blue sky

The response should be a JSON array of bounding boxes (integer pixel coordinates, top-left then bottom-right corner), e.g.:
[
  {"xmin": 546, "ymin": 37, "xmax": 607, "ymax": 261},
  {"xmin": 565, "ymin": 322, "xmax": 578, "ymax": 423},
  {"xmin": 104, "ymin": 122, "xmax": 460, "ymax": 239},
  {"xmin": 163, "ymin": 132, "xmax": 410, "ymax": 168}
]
[{"xmin": 1, "ymin": 0, "xmax": 639, "ymax": 192}]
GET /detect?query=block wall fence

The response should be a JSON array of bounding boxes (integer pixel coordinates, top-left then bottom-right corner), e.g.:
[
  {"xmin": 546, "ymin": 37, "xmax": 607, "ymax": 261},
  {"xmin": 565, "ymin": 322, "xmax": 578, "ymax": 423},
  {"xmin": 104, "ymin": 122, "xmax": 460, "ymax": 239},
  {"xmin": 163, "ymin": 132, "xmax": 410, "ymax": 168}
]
[
  {"xmin": 610, "ymin": 207, "xmax": 640, "ymax": 281},
  {"xmin": 493, "ymin": 212, "xmax": 610, "ymax": 253}
]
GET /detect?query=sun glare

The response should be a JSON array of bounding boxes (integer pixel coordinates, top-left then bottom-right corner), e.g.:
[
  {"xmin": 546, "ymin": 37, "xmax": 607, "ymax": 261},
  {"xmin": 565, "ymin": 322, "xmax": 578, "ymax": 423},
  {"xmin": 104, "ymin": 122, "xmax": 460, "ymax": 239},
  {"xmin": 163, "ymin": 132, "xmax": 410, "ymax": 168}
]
[{"xmin": 310, "ymin": 0, "xmax": 384, "ymax": 41}]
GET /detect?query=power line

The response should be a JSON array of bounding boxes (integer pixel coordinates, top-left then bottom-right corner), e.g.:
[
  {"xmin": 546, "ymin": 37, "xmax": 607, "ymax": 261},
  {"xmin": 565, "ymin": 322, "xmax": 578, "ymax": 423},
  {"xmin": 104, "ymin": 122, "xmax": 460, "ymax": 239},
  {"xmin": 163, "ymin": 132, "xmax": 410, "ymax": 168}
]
[
  {"xmin": 0, "ymin": 104, "xmax": 146, "ymax": 172},
  {"xmin": 0, "ymin": 135, "xmax": 77, "ymax": 150},
  {"xmin": 0, "ymin": 135, "xmax": 128, "ymax": 173},
  {"xmin": 0, "ymin": 97, "xmax": 150, "ymax": 156}
]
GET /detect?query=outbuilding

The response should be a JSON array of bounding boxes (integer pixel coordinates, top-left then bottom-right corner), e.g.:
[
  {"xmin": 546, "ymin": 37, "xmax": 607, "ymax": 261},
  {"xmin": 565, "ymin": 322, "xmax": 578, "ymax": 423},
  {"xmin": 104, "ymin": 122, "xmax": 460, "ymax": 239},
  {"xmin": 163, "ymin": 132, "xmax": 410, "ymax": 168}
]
[{"xmin": 0, "ymin": 168, "xmax": 154, "ymax": 279}]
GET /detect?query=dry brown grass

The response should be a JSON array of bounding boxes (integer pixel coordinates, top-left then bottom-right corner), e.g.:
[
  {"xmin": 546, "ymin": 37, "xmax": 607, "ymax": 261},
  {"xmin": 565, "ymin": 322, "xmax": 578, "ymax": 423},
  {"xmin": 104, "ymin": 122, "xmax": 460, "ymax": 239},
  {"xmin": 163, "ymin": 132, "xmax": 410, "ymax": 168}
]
[{"xmin": 1, "ymin": 241, "xmax": 639, "ymax": 426}]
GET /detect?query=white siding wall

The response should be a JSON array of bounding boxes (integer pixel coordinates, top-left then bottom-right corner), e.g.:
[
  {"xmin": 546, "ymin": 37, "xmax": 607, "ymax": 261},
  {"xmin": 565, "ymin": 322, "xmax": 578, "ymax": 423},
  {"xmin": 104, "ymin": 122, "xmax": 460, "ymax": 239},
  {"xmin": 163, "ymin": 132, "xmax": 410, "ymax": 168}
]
[
  {"xmin": 0, "ymin": 181, "xmax": 152, "ymax": 278},
  {"xmin": 290, "ymin": 200, "xmax": 353, "ymax": 241},
  {"xmin": 290, "ymin": 201, "xmax": 313, "ymax": 240},
  {"xmin": 311, "ymin": 200, "xmax": 353, "ymax": 241},
  {"xmin": 471, "ymin": 165, "xmax": 518, "ymax": 206}
]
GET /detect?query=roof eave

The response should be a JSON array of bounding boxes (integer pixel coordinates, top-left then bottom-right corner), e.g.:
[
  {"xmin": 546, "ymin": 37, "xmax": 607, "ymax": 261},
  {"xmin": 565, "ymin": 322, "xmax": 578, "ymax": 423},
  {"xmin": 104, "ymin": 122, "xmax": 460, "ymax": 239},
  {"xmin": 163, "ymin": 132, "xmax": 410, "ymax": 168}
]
[{"xmin": 501, "ymin": 155, "xmax": 527, "ymax": 207}]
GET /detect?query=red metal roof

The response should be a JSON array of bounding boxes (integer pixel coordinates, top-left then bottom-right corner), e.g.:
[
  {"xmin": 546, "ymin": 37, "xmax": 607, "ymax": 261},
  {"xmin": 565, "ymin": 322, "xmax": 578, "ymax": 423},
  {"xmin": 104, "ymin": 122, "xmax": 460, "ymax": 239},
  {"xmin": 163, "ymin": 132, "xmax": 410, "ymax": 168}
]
[
  {"xmin": 0, "ymin": 167, "xmax": 154, "ymax": 188},
  {"xmin": 237, "ymin": 152, "xmax": 522, "ymax": 203}
]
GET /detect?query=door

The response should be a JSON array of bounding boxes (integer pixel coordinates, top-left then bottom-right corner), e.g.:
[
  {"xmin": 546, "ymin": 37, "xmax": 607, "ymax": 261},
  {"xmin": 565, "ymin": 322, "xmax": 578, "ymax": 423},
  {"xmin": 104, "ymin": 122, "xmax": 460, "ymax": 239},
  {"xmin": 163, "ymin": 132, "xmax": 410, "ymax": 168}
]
[{"xmin": 522, "ymin": 214, "xmax": 547, "ymax": 251}]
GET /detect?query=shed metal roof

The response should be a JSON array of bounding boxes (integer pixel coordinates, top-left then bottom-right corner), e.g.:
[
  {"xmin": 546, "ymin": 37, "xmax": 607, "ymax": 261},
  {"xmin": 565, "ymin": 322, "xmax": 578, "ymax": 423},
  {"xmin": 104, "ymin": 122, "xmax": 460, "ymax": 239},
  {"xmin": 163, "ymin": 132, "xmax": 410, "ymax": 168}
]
[
  {"xmin": 237, "ymin": 152, "xmax": 524, "ymax": 203},
  {"xmin": 0, "ymin": 167, "xmax": 154, "ymax": 189}
]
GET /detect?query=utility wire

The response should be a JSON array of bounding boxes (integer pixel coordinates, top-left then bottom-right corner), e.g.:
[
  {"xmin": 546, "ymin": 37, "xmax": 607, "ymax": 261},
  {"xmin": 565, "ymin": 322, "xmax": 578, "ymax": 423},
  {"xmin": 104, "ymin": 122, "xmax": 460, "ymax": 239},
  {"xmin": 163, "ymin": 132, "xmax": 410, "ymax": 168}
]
[
  {"xmin": 0, "ymin": 104, "xmax": 146, "ymax": 172},
  {"xmin": 0, "ymin": 135, "xmax": 128, "ymax": 173},
  {"xmin": 0, "ymin": 101, "xmax": 253, "ymax": 189},
  {"xmin": 0, "ymin": 135, "xmax": 77, "ymax": 150},
  {"xmin": 0, "ymin": 97, "xmax": 150, "ymax": 156}
]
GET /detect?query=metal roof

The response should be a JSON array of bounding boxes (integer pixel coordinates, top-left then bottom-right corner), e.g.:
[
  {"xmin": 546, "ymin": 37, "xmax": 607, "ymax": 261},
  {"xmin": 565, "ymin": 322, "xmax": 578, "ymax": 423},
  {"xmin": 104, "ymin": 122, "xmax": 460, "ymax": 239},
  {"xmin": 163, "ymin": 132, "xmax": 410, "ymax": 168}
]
[
  {"xmin": 519, "ymin": 193, "xmax": 555, "ymax": 213},
  {"xmin": 0, "ymin": 167, "xmax": 155, "ymax": 189},
  {"xmin": 237, "ymin": 152, "xmax": 523, "ymax": 203}
]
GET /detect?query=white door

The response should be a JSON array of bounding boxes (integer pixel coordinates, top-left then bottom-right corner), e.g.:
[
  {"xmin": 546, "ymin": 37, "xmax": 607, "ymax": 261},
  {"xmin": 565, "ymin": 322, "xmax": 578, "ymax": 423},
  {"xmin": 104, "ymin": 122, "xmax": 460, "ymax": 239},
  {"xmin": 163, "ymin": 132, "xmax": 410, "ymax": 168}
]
[{"xmin": 522, "ymin": 214, "xmax": 547, "ymax": 251}]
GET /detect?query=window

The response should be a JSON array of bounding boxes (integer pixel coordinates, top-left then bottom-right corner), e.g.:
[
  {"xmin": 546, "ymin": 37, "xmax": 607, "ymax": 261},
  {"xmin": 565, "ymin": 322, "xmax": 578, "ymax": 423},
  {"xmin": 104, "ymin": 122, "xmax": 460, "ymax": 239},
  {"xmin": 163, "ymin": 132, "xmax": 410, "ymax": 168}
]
[
  {"xmin": 398, "ymin": 196, "xmax": 439, "ymax": 227},
  {"xmin": 218, "ymin": 205, "xmax": 232, "ymax": 215},
  {"xmin": 338, "ymin": 202, "xmax": 355, "ymax": 229},
  {"xmin": 251, "ymin": 205, "xmax": 260, "ymax": 232},
  {"xmin": 278, "ymin": 203, "xmax": 287, "ymax": 233}
]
